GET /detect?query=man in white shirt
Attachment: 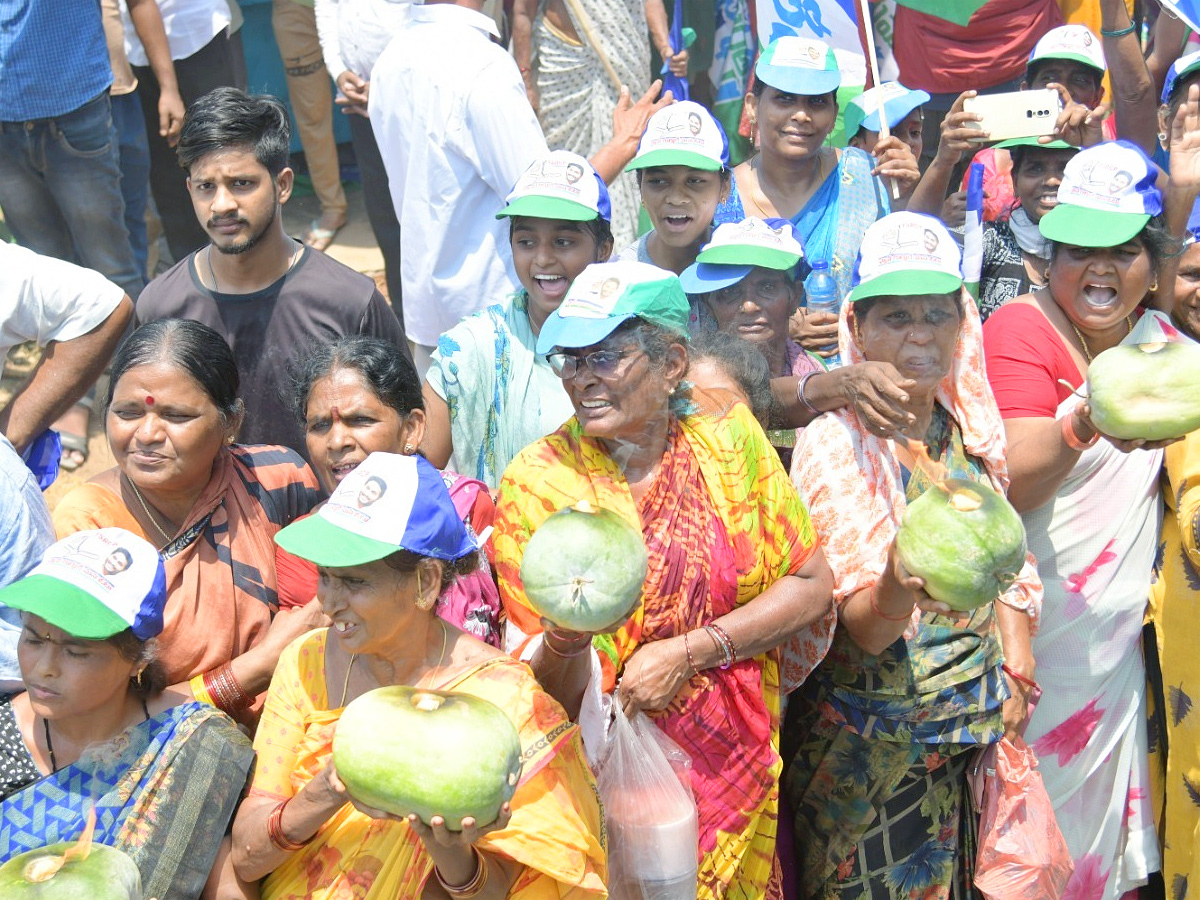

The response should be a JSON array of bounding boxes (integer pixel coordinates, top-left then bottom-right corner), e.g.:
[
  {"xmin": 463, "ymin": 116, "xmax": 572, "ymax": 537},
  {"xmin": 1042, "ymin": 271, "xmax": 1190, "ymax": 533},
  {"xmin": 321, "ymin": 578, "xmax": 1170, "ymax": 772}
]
[
  {"xmin": 369, "ymin": 0, "xmax": 668, "ymax": 373},
  {"xmin": 0, "ymin": 243, "xmax": 134, "ymax": 455}
]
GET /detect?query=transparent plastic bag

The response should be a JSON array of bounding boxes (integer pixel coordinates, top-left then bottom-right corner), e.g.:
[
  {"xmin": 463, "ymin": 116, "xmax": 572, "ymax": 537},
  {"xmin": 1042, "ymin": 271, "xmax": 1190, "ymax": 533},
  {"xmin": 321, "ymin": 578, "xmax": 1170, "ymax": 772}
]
[
  {"xmin": 597, "ymin": 710, "xmax": 699, "ymax": 900},
  {"xmin": 974, "ymin": 736, "xmax": 1074, "ymax": 900}
]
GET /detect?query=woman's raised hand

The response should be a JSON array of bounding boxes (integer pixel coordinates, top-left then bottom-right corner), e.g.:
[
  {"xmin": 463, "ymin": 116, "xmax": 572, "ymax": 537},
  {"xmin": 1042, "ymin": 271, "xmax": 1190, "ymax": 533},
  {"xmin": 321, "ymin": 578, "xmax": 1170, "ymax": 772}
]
[
  {"xmin": 934, "ymin": 91, "xmax": 984, "ymax": 168},
  {"xmin": 1046, "ymin": 82, "xmax": 1109, "ymax": 148},
  {"xmin": 870, "ymin": 135, "xmax": 921, "ymax": 196},
  {"xmin": 1169, "ymin": 83, "xmax": 1200, "ymax": 193}
]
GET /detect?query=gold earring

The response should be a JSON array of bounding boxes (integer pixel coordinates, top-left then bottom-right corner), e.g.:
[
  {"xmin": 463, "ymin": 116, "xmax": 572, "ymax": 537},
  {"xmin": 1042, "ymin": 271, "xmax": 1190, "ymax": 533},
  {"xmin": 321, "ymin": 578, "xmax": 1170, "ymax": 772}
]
[
  {"xmin": 414, "ymin": 569, "xmax": 435, "ymax": 611},
  {"xmin": 1043, "ymin": 267, "xmax": 1051, "ymax": 281},
  {"xmin": 135, "ymin": 669, "xmax": 145, "ymax": 688},
  {"xmin": 1150, "ymin": 280, "xmax": 1159, "ymax": 292},
  {"xmin": 403, "ymin": 443, "xmax": 415, "ymax": 455}
]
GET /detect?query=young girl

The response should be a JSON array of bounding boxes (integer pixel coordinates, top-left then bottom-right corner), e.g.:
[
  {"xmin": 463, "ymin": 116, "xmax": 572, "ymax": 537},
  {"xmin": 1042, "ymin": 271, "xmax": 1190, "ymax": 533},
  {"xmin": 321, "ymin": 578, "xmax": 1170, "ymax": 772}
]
[{"xmin": 423, "ymin": 151, "xmax": 614, "ymax": 489}]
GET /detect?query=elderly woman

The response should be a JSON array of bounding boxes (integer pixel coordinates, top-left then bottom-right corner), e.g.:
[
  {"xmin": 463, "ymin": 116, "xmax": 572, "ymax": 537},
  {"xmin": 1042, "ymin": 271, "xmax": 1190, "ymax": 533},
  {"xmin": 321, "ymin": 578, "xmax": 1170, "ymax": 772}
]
[
  {"xmin": 232, "ymin": 452, "xmax": 606, "ymax": 899},
  {"xmin": 0, "ymin": 528, "xmax": 253, "ymax": 900},
  {"xmin": 493, "ymin": 260, "xmax": 835, "ymax": 899},
  {"xmin": 49, "ymin": 319, "xmax": 324, "ymax": 725},
  {"xmin": 279, "ymin": 335, "xmax": 501, "ymax": 645},
  {"xmin": 715, "ymin": 37, "xmax": 918, "ymax": 358},
  {"xmin": 787, "ymin": 212, "xmax": 1041, "ymax": 899},
  {"xmin": 423, "ymin": 152, "xmax": 614, "ymax": 489},
  {"xmin": 982, "ymin": 141, "xmax": 1176, "ymax": 898}
]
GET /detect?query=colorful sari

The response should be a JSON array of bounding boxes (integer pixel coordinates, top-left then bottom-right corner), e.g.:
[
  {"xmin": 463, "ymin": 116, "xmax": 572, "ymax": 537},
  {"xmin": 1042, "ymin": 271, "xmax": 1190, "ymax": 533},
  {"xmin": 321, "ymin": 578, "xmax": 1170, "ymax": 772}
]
[
  {"xmin": 494, "ymin": 401, "xmax": 830, "ymax": 900},
  {"xmin": 51, "ymin": 445, "xmax": 321, "ymax": 687},
  {"xmin": 785, "ymin": 294, "xmax": 1042, "ymax": 900},
  {"xmin": 0, "ymin": 702, "xmax": 253, "ymax": 900},
  {"xmin": 252, "ymin": 629, "xmax": 607, "ymax": 900}
]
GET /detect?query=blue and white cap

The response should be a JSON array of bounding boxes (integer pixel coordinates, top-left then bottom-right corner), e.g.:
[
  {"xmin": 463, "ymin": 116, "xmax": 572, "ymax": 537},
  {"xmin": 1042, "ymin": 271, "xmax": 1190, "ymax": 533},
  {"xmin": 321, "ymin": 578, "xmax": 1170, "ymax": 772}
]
[
  {"xmin": 680, "ymin": 218, "xmax": 804, "ymax": 293},
  {"xmin": 843, "ymin": 82, "xmax": 930, "ymax": 138},
  {"xmin": 0, "ymin": 529, "xmax": 167, "ymax": 641},
  {"xmin": 497, "ymin": 151, "xmax": 611, "ymax": 222},
  {"xmin": 1039, "ymin": 140, "xmax": 1162, "ymax": 247},
  {"xmin": 848, "ymin": 212, "xmax": 963, "ymax": 303},
  {"xmin": 1162, "ymin": 48, "xmax": 1200, "ymax": 105},
  {"xmin": 275, "ymin": 453, "xmax": 477, "ymax": 567},
  {"xmin": 756, "ymin": 36, "xmax": 841, "ymax": 96}
]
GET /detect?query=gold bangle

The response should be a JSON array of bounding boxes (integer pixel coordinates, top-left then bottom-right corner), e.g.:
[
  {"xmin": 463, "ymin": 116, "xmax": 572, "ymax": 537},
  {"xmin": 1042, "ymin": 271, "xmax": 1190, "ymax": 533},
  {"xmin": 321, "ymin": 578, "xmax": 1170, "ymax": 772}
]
[{"xmin": 435, "ymin": 845, "xmax": 488, "ymax": 899}]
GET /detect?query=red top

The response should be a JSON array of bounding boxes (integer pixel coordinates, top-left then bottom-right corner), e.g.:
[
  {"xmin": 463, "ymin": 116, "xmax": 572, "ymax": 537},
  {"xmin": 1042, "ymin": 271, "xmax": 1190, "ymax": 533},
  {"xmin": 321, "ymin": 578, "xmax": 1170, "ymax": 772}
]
[
  {"xmin": 982, "ymin": 301, "xmax": 1084, "ymax": 418},
  {"xmin": 894, "ymin": 0, "xmax": 1064, "ymax": 94}
]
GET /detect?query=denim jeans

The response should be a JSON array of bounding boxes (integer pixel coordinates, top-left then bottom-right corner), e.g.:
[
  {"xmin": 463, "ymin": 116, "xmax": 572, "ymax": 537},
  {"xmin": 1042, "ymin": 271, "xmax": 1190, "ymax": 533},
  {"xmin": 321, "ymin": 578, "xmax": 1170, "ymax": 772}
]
[
  {"xmin": 0, "ymin": 92, "xmax": 143, "ymax": 298},
  {"xmin": 111, "ymin": 91, "xmax": 151, "ymax": 281}
]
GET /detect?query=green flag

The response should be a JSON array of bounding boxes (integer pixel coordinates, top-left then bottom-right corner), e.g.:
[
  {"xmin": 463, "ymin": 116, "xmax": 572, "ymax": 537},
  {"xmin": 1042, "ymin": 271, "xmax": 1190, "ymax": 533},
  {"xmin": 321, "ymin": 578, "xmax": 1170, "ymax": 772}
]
[{"xmin": 894, "ymin": 0, "xmax": 989, "ymax": 27}]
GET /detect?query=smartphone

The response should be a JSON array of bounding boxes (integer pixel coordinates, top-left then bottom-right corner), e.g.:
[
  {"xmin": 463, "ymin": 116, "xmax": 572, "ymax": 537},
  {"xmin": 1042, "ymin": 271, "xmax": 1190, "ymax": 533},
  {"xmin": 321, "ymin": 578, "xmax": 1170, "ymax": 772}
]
[{"xmin": 962, "ymin": 89, "xmax": 1063, "ymax": 142}]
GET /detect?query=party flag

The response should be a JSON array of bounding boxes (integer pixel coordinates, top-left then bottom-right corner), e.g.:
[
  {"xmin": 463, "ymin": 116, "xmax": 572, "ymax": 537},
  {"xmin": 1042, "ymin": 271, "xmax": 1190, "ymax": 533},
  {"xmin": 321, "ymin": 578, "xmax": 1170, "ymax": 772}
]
[
  {"xmin": 893, "ymin": 0, "xmax": 990, "ymax": 27},
  {"xmin": 1159, "ymin": 1, "xmax": 1200, "ymax": 32},
  {"xmin": 962, "ymin": 162, "xmax": 984, "ymax": 301}
]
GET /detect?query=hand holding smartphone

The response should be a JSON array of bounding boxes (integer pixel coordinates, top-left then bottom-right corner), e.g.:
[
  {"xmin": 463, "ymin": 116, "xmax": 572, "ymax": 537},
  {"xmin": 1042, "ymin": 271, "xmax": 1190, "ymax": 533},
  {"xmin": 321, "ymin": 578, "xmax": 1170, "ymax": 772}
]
[{"xmin": 962, "ymin": 89, "xmax": 1064, "ymax": 143}]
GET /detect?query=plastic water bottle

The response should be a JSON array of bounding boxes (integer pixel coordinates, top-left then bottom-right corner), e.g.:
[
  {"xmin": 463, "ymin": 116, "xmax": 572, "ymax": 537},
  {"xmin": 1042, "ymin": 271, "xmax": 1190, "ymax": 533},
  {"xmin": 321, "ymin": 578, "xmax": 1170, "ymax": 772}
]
[{"xmin": 805, "ymin": 260, "xmax": 842, "ymax": 368}]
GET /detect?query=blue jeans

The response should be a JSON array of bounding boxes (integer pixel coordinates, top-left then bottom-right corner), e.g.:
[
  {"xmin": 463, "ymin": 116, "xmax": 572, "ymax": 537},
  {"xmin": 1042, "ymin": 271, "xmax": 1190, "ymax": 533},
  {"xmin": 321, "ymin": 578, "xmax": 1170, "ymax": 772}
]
[
  {"xmin": 0, "ymin": 92, "xmax": 143, "ymax": 298},
  {"xmin": 111, "ymin": 91, "xmax": 151, "ymax": 281}
]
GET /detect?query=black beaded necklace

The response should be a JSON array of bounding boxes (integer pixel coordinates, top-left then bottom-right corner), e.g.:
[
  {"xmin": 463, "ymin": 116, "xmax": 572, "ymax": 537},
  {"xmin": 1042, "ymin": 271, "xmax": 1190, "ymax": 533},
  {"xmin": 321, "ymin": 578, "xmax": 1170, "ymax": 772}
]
[{"xmin": 41, "ymin": 699, "xmax": 151, "ymax": 774}]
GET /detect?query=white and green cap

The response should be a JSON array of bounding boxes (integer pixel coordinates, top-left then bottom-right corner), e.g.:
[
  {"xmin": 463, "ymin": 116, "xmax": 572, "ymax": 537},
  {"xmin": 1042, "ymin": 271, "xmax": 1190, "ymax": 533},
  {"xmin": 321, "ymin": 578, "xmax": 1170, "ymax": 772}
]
[
  {"xmin": 843, "ymin": 82, "xmax": 930, "ymax": 138},
  {"xmin": 536, "ymin": 260, "xmax": 690, "ymax": 353},
  {"xmin": 275, "ymin": 453, "xmax": 478, "ymax": 568},
  {"xmin": 0, "ymin": 528, "xmax": 167, "ymax": 641},
  {"xmin": 1039, "ymin": 140, "xmax": 1162, "ymax": 247},
  {"xmin": 1028, "ymin": 24, "xmax": 1106, "ymax": 76},
  {"xmin": 848, "ymin": 211, "xmax": 963, "ymax": 302},
  {"xmin": 497, "ymin": 151, "xmax": 611, "ymax": 222},
  {"xmin": 626, "ymin": 101, "xmax": 729, "ymax": 172},
  {"xmin": 680, "ymin": 217, "xmax": 804, "ymax": 293},
  {"xmin": 755, "ymin": 37, "xmax": 841, "ymax": 97}
]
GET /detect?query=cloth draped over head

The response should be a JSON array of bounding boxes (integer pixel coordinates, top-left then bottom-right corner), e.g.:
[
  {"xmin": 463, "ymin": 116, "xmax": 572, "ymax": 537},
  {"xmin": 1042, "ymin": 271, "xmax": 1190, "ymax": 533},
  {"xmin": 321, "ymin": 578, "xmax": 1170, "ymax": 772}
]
[{"xmin": 792, "ymin": 292, "xmax": 1043, "ymax": 633}]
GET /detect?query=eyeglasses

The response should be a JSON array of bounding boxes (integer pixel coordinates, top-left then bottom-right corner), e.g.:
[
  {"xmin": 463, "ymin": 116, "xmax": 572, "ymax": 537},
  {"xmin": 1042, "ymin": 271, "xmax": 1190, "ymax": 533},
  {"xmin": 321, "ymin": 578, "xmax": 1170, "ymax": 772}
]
[{"xmin": 546, "ymin": 348, "xmax": 635, "ymax": 379}]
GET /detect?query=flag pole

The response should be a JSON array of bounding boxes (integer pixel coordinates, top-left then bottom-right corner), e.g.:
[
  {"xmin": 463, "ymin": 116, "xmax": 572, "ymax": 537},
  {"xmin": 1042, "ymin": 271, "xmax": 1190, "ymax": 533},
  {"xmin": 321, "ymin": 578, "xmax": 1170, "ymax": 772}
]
[{"xmin": 857, "ymin": 0, "xmax": 901, "ymax": 201}]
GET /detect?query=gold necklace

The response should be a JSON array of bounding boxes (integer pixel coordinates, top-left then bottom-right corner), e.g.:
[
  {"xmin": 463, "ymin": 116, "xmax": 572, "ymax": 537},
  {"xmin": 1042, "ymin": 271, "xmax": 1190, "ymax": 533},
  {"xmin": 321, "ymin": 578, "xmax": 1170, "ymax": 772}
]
[
  {"xmin": 124, "ymin": 474, "xmax": 174, "ymax": 546},
  {"xmin": 1069, "ymin": 314, "xmax": 1134, "ymax": 364},
  {"xmin": 337, "ymin": 621, "xmax": 449, "ymax": 707}
]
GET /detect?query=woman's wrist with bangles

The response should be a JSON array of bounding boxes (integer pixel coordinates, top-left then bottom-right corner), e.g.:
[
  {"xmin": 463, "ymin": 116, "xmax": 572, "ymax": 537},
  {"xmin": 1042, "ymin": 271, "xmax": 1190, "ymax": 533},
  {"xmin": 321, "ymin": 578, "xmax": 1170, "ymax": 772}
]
[
  {"xmin": 189, "ymin": 661, "xmax": 252, "ymax": 716},
  {"xmin": 541, "ymin": 630, "xmax": 592, "ymax": 660},
  {"xmin": 266, "ymin": 796, "xmax": 314, "ymax": 853},
  {"xmin": 1060, "ymin": 410, "xmax": 1099, "ymax": 451},
  {"xmin": 682, "ymin": 622, "xmax": 740, "ymax": 673},
  {"xmin": 433, "ymin": 844, "xmax": 489, "ymax": 899}
]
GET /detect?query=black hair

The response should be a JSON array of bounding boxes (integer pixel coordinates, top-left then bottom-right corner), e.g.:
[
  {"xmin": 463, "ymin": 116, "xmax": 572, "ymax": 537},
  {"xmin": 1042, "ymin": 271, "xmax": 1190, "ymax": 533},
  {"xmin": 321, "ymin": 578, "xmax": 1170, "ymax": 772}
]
[
  {"xmin": 107, "ymin": 630, "xmax": 168, "ymax": 701},
  {"xmin": 635, "ymin": 166, "xmax": 732, "ymax": 188},
  {"xmin": 687, "ymin": 329, "xmax": 773, "ymax": 427},
  {"xmin": 106, "ymin": 319, "xmax": 242, "ymax": 425},
  {"xmin": 176, "ymin": 87, "xmax": 291, "ymax": 175},
  {"xmin": 751, "ymin": 79, "xmax": 837, "ymax": 104},
  {"xmin": 853, "ymin": 289, "xmax": 965, "ymax": 325},
  {"xmin": 1048, "ymin": 213, "xmax": 1174, "ymax": 270},
  {"xmin": 1026, "ymin": 59, "xmax": 1103, "ymax": 95},
  {"xmin": 291, "ymin": 336, "xmax": 422, "ymax": 424},
  {"xmin": 507, "ymin": 216, "xmax": 614, "ymax": 256},
  {"xmin": 1009, "ymin": 142, "xmax": 1079, "ymax": 179},
  {"xmin": 383, "ymin": 549, "xmax": 481, "ymax": 592}
]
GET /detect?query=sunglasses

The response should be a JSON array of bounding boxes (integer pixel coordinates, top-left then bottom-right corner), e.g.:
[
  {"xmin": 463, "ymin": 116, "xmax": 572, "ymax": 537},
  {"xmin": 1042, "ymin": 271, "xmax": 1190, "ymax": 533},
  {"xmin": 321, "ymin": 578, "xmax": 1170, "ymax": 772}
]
[{"xmin": 546, "ymin": 348, "xmax": 637, "ymax": 379}]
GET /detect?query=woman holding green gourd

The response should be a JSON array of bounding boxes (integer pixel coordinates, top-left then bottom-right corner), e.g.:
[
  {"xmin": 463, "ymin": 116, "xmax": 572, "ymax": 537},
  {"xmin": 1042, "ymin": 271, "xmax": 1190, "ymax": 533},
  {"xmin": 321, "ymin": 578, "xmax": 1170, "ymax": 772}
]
[{"xmin": 784, "ymin": 212, "xmax": 1041, "ymax": 899}]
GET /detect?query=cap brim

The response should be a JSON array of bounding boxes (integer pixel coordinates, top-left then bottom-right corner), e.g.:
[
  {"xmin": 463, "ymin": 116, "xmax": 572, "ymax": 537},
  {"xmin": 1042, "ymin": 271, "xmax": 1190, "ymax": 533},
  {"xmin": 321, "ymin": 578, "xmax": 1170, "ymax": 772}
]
[
  {"xmin": 0, "ymin": 575, "xmax": 130, "ymax": 640},
  {"xmin": 848, "ymin": 92, "xmax": 930, "ymax": 136},
  {"xmin": 535, "ymin": 310, "xmax": 636, "ymax": 354},
  {"xmin": 1164, "ymin": 61, "xmax": 1200, "ymax": 103},
  {"xmin": 994, "ymin": 137, "xmax": 1077, "ymax": 150},
  {"xmin": 698, "ymin": 244, "xmax": 801, "ymax": 270},
  {"xmin": 1039, "ymin": 204, "xmax": 1151, "ymax": 247},
  {"xmin": 275, "ymin": 515, "xmax": 403, "ymax": 567},
  {"xmin": 848, "ymin": 270, "xmax": 964, "ymax": 303},
  {"xmin": 755, "ymin": 63, "xmax": 841, "ymax": 97},
  {"xmin": 679, "ymin": 261, "xmax": 753, "ymax": 293},
  {"xmin": 626, "ymin": 148, "xmax": 724, "ymax": 172},
  {"xmin": 1030, "ymin": 51, "xmax": 1104, "ymax": 74},
  {"xmin": 496, "ymin": 195, "xmax": 601, "ymax": 221}
]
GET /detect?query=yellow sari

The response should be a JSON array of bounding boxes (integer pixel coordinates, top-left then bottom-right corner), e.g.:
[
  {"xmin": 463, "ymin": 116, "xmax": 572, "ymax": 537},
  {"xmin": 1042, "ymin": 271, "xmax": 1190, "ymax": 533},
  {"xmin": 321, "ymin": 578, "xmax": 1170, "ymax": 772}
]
[{"xmin": 252, "ymin": 630, "xmax": 607, "ymax": 899}]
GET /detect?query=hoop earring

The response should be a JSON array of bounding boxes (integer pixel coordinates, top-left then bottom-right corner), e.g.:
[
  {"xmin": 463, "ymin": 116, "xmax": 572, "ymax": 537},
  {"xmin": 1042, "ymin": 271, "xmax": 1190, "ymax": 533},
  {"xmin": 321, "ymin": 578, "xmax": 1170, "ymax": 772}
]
[
  {"xmin": 134, "ymin": 669, "xmax": 145, "ymax": 689},
  {"xmin": 1149, "ymin": 280, "xmax": 1159, "ymax": 293},
  {"xmin": 414, "ymin": 569, "xmax": 435, "ymax": 611}
]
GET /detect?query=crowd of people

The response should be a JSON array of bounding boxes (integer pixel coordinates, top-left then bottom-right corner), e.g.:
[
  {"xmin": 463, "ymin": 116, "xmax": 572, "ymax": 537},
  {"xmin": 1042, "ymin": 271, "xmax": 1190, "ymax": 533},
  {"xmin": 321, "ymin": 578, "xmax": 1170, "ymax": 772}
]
[{"xmin": 1, "ymin": 0, "xmax": 1199, "ymax": 899}]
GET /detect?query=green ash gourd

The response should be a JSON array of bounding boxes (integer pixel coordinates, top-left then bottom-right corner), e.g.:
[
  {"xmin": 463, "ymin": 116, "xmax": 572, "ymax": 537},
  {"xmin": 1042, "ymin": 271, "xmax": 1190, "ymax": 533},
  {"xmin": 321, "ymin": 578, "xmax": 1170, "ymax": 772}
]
[
  {"xmin": 0, "ymin": 834, "xmax": 141, "ymax": 899},
  {"xmin": 895, "ymin": 478, "xmax": 1027, "ymax": 612},
  {"xmin": 1087, "ymin": 341, "xmax": 1200, "ymax": 441},
  {"xmin": 520, "ymin": 502, "xmax": 648, "ymax": 632},
  {"xmin": 333, "ymin": 686, "xmax": 523, "ymax": 831}
]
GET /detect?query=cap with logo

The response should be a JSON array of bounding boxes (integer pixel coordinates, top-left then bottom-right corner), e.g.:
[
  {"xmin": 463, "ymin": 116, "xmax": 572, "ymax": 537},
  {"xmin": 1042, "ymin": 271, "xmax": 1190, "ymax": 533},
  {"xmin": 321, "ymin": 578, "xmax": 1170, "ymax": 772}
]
[
  {"xmin": 275, "ymin": 453, "xmax": 478, "ymax": 568},
  {"xmin": 1162, "ymin": 48, "xmax": 1200, "ymax": 105},
  {"xmin": 626, "ymin": 101, "xmax": 729, "ymax": 172},
  {"xmin": 755, "ymin": 37, "xmax": 841, "ymax": 97},
  {"xmin": 535, "ymin": 260, "xmax": 690, "ymax": 354},
  {"xmin": 1038, "ymin": 140, "xmax": 1162, "ymax": 247},
  {"xmin": 680, "ymin": 217, "xmax": 804, "ymax": 293},
  {"xmin": 843, "ymin": 82, "xmax": 931, "ymax": 138},
  {"xmin": 848, "ymin": 212, "xmax": 964, "ymax": 303},
  {"xmin": 497, "ymin": 150, "xmax": 611, "ymax": 222},
  {"xmin": 0, "ymin": 528, "xmax": 167, "ymax": 641},
  {"xmin": 1027, "ymin": 24, "xmax": 1106, "ymax": 76}
]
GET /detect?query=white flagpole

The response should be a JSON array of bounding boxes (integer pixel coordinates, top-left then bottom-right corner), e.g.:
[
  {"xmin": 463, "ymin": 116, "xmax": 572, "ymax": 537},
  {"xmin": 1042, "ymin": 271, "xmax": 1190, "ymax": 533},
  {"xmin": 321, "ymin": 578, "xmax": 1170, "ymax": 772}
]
[{"xmin": 857, "ymin": 0, "xmax": 901, "ymax": 201}]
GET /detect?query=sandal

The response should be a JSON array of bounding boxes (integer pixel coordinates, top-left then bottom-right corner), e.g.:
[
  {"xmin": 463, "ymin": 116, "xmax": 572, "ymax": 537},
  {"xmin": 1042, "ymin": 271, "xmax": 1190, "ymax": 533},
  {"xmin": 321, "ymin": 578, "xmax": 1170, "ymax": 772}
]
[
  {"xmin": 303, "ymin": 217, "xmax": 345, "ymax": 253},
  {"xmin": 59, "ymin": 429, "xmax": 89, "ymax": 472}
]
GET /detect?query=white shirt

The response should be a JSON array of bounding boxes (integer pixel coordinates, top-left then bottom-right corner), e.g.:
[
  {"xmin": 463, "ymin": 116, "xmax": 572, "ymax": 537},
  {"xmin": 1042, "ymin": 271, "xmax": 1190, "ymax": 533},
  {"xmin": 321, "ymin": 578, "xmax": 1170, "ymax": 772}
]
[
  {"xmin": 121, "ymin": 0, "xmax": 231, "ymax": 66},
  {"xmin": 0, "ymin": 244, "xmax": 126, "ymax": 356},
  {"xmin": 369, "ymin": 3, "xmax": 547, "ymax": 347},
  {"xmin": 313, "ymin": 0, "xmax": 415, "ymax": 82}
]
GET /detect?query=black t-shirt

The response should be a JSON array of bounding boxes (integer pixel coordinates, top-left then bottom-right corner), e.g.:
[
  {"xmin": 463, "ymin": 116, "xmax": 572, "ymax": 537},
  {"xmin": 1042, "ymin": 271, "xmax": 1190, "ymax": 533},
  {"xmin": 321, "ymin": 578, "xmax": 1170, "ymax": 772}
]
[{"xmin": 135, "ymin": 248, "xmax": 408, "ymax": 457}]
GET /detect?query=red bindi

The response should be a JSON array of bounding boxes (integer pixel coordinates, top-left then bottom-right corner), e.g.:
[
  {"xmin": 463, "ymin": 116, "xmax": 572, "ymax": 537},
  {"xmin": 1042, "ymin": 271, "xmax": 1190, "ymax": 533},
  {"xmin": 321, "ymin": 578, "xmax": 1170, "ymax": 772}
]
[
  {"xmin": 144, "ymin": 395, "xmax": 155, "ymax": 406},
  {"xmin": 330, "ymin": 406, "xmax": 340, "ymax": 421}
]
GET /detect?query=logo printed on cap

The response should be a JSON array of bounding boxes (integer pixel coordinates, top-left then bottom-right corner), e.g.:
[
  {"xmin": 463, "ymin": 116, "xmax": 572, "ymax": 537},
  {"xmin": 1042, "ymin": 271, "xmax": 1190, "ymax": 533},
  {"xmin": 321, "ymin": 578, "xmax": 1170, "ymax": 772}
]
[
  {"xmin": 322, "ymin": 459, "xmax": 417, "ymax": 537},
  {"xmin": 771, "ymin": 37, "xmax": 828, "ymax": 69}
]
